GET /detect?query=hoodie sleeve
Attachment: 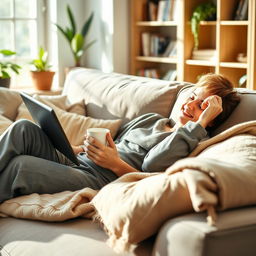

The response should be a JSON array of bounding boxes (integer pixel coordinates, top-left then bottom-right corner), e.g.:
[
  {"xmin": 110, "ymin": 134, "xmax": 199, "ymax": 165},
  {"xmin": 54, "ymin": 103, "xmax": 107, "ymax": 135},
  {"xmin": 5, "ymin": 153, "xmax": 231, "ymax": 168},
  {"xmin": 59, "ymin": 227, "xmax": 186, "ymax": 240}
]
[{"xmin": 142, "ymin": 121, "xmax": 208, "ymax": 172}]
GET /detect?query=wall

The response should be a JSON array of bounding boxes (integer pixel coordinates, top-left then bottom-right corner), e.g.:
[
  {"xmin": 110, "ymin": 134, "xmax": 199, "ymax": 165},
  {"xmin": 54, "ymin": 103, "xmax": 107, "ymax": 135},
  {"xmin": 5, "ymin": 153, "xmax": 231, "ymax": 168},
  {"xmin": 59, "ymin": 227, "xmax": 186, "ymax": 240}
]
[
  {"xmin": 50, "ymin": 0, "xmax": 129, "ymax": 87},
  {"xmin": 83, "ymin": 0, "xmax": 129, "ymax": 74}
]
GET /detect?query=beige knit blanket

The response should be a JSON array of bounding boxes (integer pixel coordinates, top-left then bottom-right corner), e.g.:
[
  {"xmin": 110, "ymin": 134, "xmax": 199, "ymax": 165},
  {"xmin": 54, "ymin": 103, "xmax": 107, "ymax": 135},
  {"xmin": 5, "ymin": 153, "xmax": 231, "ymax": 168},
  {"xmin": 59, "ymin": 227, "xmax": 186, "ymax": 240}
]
[{"xmin": 0, "ymin": 120, "xmax": 256, "ymax": 224}]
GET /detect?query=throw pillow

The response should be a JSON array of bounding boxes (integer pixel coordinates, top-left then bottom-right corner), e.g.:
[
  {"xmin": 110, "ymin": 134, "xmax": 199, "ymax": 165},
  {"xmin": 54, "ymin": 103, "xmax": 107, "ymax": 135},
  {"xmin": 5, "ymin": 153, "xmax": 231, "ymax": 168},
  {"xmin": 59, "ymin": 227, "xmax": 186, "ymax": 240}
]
[
  {"xmin": 0, "ymin": 115, "xmax": 13, "ymax": 135},
  {"xmin": 92, "ymin": 172, "xmax": 193, "ymax": 253},
  {"xmin": 0, "ymin": 88, "xmax": 23, "ymax": 121},
  {"xmin": 16, "ymin": 97, "xmax": 122, "ymax": 146},
  {"xmin": 37, "ymin": 94, "xmax": 86, "ymax": 116}
]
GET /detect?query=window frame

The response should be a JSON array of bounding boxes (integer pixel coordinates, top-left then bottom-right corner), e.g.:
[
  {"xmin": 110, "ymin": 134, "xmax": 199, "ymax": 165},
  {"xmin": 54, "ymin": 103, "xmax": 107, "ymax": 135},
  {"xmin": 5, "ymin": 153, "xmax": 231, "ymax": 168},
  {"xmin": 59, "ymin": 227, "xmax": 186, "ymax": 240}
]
[{"xmin": 0, "ymin": 0, "xmax": 46, "ymax": 88}]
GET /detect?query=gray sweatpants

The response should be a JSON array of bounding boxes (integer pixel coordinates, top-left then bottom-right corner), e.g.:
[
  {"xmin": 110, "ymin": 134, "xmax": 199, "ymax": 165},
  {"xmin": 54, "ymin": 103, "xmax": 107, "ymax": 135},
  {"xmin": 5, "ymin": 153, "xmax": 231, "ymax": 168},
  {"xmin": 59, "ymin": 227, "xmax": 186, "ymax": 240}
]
[{"xmin": 0, "ymin": 119, "xmax": 117, "ymax": 203}]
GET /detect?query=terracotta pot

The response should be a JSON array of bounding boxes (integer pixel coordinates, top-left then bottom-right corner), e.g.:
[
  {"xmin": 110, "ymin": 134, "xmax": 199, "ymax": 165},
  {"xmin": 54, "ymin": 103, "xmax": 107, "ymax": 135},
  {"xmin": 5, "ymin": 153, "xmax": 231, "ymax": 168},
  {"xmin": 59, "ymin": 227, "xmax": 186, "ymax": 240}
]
[
  {"xmin": 30, "ymin": 71, "xmax": 55, "ymax": 91},
  {"xmin": 0, "ymin": 77, "xmax": 11, "ymax": 88}
]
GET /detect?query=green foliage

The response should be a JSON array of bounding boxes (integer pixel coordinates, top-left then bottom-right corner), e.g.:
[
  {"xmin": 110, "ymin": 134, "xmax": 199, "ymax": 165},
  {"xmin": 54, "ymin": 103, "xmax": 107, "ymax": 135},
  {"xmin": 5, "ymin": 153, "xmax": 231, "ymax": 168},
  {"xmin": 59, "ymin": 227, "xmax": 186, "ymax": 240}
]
[
  {"xmin": 191, "ymin": 3, "xmax": 217, "ymax": 50},
  {"xmin": 55, "ymin": 5, "xmax": 96, "ymax": 66},
  {"xmin": 0, "ymin": 50, "xmax": 21, "ymax": 78},
  {"xmin": 31, "ymin": 47, "xmax": 51, "ymax": 71}
]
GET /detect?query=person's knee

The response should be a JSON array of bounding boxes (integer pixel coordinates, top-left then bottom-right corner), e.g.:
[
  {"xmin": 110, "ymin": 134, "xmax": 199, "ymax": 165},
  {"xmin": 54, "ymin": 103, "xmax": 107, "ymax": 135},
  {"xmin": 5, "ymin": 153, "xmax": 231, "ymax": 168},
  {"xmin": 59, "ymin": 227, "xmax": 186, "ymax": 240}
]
[{"xmin": 10, "ymin": 119, "xmax": 37, "ymax": 135}]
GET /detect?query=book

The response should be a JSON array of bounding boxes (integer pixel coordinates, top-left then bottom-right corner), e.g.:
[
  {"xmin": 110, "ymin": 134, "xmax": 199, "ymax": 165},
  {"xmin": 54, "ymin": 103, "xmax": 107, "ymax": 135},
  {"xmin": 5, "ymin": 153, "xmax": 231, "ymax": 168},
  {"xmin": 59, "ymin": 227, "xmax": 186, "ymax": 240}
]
[
  {"xmin": 192, "ymin": 49, "xmax": 217, "ymax": 61},
  {"xmin": 162, "ymin": 69, "xmax": 177, "ymax": 81},
  {"xmin": 141, "ymin": 32, "xmax": 151, "ymax": 56},
  {"xmin": 170, "ymin": 0, "xmax": 179, "ymax": 21},
  {"xmin": 163, "ymin": 40, "xmax": 177, "ymax": 57},
  {"xmin": 148, "ymin": 1, "xmax": 158, "ymax": 21},
  {"xmin": 157, "ymin": 1, "xmax": 167, "ymax": 21},
  {"xmin": 239, "ymin": 0, "xmax": 248, "ymax": 20},
  {"xmin": 234, "ymin": 0, "xmax": 245, "ymax": 20}
]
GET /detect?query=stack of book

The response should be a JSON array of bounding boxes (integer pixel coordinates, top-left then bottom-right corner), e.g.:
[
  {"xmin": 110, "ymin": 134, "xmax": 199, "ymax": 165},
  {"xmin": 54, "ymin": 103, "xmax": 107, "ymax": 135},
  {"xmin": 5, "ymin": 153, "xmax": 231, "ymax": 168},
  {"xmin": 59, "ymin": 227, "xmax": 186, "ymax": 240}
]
[
  {"xmin": 141, "ymin": 33, "xmax": 170, "ymax": 57},
  {"xmin": 191, "ymin": 49, "xmax": 217, "ymax": 61},
  {"xmin": 137, "ymin": 68, "xmax": 160, "ymax": 79},
  {"xmin": 234, "ymin": 0, "xmax": 248, "ymax": 20},
  {"xmin": 147, "ymin": 0, "xmax": 179, "ymax": 21}
]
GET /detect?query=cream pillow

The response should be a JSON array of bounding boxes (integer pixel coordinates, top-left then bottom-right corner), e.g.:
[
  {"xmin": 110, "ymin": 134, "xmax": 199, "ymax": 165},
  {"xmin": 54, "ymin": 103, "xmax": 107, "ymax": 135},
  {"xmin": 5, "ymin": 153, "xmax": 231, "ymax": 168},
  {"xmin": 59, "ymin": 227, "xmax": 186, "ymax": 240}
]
[
  {"xmin": 0, "ymin": 88, "xmax": 23, "ymax": 121},
  {"xmin": 36, "ymin": 94, "xmax": 86, "ymax": 116},
  {"xmin": 0, "ymin": 115, "xmax": 13, "ymax": 135},
  {"xmin": 92, "ymin": 172, "xmax": 193, "ymax": 253},
  {"xmin": 16, "ymin": 97, "xmax": 122, "ymax": 146}
]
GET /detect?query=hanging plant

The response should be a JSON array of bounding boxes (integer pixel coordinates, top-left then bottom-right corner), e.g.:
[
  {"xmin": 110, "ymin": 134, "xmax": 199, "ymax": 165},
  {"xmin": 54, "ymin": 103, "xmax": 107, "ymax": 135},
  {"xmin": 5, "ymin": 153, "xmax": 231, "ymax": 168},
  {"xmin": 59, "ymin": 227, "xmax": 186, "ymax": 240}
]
[{"xmin": 191, "ymin": 3, "xmax": 217, "ymax": 50}]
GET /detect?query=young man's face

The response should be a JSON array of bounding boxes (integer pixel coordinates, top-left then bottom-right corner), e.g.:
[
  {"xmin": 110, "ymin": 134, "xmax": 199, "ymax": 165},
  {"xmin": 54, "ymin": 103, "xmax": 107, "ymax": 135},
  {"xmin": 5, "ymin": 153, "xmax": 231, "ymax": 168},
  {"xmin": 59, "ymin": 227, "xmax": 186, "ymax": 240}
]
[{"xmin": 178, "ymin": 87, "xmax": 212, "ymax": 126}]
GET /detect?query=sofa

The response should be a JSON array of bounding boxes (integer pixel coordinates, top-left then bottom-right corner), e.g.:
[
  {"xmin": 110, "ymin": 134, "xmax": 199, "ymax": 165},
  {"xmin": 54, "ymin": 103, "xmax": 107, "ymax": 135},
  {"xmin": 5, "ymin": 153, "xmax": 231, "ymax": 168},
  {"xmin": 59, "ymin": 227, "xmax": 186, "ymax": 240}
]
[{"xmin": 0, "ymin": 68, "xmax": 256, "ymax": 256}]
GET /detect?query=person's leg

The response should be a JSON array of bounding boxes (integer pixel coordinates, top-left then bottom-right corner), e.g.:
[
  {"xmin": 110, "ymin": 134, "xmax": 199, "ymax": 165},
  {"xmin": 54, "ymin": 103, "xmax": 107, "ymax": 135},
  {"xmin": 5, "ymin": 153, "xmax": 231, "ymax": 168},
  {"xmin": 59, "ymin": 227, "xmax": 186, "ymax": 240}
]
[
  {"xmin": 0, "ymin": 155, "xmax": 115, "ymax": 203},
  {"xmin": 0, "ymin": 119, "xmax": 69, "ymax": 173}
]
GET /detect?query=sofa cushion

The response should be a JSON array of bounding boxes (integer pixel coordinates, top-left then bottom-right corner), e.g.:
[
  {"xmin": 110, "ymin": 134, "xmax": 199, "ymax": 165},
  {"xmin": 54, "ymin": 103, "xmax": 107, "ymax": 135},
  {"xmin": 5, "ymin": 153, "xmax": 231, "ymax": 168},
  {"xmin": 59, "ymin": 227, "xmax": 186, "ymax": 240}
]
[
  {"xmin": 0, "ymin": 115, "xmax": 13, "ymax": 135},
  {"xmin": 32, "ymin": 94, "xmax": 86, "ymax": 116},
  {"xmin": 211, "ymin": 90, "xmax": 256, "ymax": 136},
  {"xmin": 63, "ymin": 68, "xmax": 188, "ymax": 124},
  {"xmin": 153, "ymin": 208, "xmax": 256, "ymax": 256},
  {"xmin": 0, "ymin": 218, "xmax": 152, "ymax": 256},
  {"xmin": 16, "ymin": 96, "xmax": 122, "ymax": 146},
  {"xmin": 0, "ymin": 88, "xmax": 22, "ymax": 121}
]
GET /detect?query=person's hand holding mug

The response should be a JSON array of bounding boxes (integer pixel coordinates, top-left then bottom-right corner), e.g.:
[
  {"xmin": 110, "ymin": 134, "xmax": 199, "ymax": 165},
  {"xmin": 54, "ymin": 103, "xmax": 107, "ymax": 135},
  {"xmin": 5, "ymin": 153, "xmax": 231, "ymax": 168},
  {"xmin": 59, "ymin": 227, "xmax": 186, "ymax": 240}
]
[{"xmin": 83, "ymin": 128, "xmax": 120, "ymax": 170}]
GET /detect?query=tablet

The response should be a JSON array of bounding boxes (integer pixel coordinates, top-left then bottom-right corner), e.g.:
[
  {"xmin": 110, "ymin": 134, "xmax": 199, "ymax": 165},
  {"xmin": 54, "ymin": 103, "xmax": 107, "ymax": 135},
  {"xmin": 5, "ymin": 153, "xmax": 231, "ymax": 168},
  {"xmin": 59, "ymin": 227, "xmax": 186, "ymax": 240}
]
[{"xmin": 20, "ymin": 92, "xmax": 80, "ymax": 166}]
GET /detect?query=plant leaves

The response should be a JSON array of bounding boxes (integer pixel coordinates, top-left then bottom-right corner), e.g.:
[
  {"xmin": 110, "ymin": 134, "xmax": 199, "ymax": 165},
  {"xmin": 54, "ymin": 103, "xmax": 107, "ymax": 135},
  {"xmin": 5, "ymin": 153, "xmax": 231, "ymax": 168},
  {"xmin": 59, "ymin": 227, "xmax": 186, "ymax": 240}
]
[
  {"xmin": 81, "ymin": 12, "xmax": 94, "ymax": 38},
  {"xmin": 71, "ymin": 33, "xmax": 84, "ymax": 53},
  {"xmin": 1, "ymin": 70, "xmax": 10, "ymax": 78},
  {"xmin": 83, "ymin": 39, "xmax": 96, "ymax": 51},
  {"xmin": 67, "ymin": 5, "xmax": 76, "ymax": 35},
  {"xmin": 0, "ymin": 49, "xmax": 16, "ymax": 56},
  {"xmin": 55, "ymin": 24, "xmax": 72, "ymax": 42}
]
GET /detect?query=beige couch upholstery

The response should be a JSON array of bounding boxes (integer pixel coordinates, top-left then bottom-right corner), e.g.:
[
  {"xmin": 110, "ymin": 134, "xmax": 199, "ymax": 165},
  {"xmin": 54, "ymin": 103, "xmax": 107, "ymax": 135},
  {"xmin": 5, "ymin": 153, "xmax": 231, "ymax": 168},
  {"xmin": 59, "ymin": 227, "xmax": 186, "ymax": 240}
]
[{"xmin": 1, "ymin": 68, "xmax": 256, "ymax": 256}]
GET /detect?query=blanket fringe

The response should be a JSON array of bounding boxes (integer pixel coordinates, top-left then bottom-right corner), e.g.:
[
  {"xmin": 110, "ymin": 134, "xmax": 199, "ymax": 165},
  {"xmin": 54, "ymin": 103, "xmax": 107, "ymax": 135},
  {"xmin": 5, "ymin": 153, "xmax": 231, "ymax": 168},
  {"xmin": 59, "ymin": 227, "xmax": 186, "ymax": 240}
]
[
  {"xmin": 206, "ymin": 206, "xmax": 217, "ymax": 226},
  {"xmin": 107, "ymin": 236, "xmax": 136, "ymax": 254}
]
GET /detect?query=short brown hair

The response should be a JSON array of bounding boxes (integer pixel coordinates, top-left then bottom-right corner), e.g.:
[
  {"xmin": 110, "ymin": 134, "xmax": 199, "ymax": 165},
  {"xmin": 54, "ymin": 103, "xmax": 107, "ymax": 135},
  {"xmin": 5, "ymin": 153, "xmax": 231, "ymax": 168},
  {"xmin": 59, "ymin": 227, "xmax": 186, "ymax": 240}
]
[{"xmin": 196, "ymin": 73, "xmax": 240, "ymax": 131}]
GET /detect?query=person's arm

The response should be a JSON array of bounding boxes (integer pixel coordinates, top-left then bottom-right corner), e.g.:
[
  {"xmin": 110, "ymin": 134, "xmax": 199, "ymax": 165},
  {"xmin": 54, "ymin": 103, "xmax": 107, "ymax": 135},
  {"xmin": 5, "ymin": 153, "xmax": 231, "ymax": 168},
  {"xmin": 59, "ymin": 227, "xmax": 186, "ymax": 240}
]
[
  {"xmin": 83, "ymin": 133, "xmax": 139, "ymax": 177},
  {"xmin": 142, "ymin": 121, "xmax": 208, "ymax": 172}
]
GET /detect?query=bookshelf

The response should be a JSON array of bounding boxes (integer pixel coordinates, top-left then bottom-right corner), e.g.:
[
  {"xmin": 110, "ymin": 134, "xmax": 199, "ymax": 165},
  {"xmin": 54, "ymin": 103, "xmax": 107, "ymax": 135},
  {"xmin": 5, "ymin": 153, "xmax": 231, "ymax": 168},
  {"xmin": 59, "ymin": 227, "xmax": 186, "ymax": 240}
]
[
  {"xmin": 130, "ymin": 0, "xmax": 183, "ymax": 80},
  {"xmin": 130, "ymin": 0, "xmax": 256, "ymax": 89}
]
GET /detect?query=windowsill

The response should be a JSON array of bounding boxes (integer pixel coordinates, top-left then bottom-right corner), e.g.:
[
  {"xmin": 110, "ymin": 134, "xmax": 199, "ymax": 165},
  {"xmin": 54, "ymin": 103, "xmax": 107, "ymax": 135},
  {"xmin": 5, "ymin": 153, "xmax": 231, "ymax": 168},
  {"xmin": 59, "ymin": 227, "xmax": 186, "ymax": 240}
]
[{"xmin": 11, "ymin": 86, "xmax": 63, "ymax": 96}]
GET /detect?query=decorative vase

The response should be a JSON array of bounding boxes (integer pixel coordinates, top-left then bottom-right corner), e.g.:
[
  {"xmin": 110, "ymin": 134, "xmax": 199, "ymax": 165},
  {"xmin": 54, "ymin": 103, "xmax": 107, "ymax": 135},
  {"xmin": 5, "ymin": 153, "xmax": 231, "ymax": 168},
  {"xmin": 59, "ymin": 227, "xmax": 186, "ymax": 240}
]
[
  {"xmin": 0, "ymin": 77, "xmax": 11, "ymax": 88},
  {"xmin": 30, "ymin": 71, "xmax": 55, "ymax": 91}
]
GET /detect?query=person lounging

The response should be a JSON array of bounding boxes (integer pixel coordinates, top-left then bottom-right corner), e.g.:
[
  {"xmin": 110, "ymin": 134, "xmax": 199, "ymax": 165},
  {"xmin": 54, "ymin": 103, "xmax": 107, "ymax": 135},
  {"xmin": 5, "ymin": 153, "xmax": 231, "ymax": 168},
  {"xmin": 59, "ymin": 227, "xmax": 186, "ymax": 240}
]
[{"xmin": 0, "ymin": 74, "xmax": 240, "ymax": 203}]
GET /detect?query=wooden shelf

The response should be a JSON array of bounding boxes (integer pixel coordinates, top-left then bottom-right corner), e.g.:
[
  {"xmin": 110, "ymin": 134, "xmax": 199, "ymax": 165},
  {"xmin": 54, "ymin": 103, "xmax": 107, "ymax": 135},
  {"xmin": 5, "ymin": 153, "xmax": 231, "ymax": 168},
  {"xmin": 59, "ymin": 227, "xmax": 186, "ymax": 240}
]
[
  {"xmin": 130, "ymin": 0, "xmax": 256, "ymax": 89},
  {"xmin": 136, "ymin": 21, "xmax": 178, "ymax": 26},
  {"xmin": 220, "ymin": 62, "xmax": 247, "ymax": 68},
  {"xmin": 136, "ymin": 56, "xmax": 177, "ymax": 64},
  {"xmin": 220, "ymin": 20, "xmax": 249, "ymax": 25},
  {"xmin": 200, "ymin": 21, "xmax": 217, "ymax": 25},
  {"xmin": 186, "ymin": 59, "xmax": 217, "ymax": 67}
]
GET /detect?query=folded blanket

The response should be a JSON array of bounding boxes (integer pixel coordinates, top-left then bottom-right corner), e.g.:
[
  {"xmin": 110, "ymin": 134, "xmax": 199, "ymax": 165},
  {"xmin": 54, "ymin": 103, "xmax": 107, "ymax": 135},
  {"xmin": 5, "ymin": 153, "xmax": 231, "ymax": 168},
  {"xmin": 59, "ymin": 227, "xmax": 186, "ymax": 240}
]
[{"xmin": 0, "ymin": 120, "xmax": 256, "ymax": 227}]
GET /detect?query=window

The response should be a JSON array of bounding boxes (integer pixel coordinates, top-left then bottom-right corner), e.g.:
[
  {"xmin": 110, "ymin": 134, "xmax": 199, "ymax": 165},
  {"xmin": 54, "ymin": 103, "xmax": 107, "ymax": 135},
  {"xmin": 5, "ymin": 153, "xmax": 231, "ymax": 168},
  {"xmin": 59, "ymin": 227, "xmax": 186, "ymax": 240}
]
[{"xmin": 0, "ymin": 0, "xmax": 46, "ymax": 88}]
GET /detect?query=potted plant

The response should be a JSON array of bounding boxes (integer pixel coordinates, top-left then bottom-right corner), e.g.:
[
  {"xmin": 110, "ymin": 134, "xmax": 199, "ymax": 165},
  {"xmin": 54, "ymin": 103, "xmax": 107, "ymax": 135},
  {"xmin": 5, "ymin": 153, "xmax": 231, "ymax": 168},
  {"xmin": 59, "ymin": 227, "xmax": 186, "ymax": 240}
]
[
  {"xmin": 0, "ymin": 49, "xmax": 21, "ymax": 88},
  {"xmin": 191, "ymin": 3, "xmax": 217, "ymax": 50},
  {"xmin": 30, "ymin": 47, "xmax": 55, "ymax": 91},
  {"xmin": 55, "ymin": 5, "xmax": 96, "ymax": 67}
]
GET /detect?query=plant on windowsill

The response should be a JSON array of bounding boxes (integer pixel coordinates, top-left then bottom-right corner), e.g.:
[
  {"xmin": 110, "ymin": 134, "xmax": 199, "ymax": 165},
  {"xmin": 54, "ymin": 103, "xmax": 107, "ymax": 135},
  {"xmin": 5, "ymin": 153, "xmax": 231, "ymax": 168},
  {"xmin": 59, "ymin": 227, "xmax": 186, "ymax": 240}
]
[
  {"xmin": 30, "ymin": 47, "xmax": 55, "ymax": 91},
  {"xmin": 190, "ymin": 3, "xmax": 217, "ymax": 50},
  {"xmin": 0, "ymin": 50, "xmax": 21, "ymax": 88},
  {"xmin": 55, "ymin": 5, "xmax": 96, "ymax": 68}
]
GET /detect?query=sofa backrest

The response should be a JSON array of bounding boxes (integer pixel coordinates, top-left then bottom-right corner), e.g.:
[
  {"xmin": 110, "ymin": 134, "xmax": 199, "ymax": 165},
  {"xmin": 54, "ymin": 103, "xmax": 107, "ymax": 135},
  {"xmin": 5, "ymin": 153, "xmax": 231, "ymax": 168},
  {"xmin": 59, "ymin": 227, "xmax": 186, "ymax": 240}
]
[{"xmin": 63, "ymin": 68, "xmax": 190, "ymax": 124}]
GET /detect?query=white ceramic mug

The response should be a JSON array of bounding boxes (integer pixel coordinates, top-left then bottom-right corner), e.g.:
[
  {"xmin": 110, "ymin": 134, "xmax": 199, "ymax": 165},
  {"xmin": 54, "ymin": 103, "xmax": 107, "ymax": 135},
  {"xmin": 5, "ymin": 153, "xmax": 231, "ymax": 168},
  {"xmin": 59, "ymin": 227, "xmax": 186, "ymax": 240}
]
[{"xmin": 86, "ymin": 128, "xmax": 110, "ymax": 145}]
